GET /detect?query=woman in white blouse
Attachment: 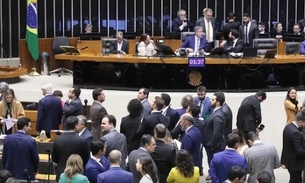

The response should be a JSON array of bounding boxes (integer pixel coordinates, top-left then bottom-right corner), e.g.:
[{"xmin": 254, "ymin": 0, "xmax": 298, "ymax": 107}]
[{"xmin": 137, "ymin": 33, "xmax": 157, "ymax": 56}]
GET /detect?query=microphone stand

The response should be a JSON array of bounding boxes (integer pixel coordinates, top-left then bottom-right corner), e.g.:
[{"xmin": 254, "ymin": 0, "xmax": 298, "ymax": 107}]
[{"xmin": 84, "ymin": 99, "xmax": 88, "ymax": 117}]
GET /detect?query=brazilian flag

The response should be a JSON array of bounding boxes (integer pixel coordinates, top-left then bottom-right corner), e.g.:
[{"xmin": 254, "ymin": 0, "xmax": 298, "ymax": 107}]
[{"xmin": 26, "ymin": 0, "xmax": 39, "ymax": 61}]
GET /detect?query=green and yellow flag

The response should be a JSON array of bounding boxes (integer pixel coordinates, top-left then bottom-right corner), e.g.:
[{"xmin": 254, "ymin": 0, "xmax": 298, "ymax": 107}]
[{"xmin": 26, "ymin": 0, "xmax": 39, "ymax": 61}]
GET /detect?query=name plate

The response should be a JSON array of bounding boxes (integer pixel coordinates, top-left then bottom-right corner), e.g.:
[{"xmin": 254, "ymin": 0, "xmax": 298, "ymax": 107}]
[{"xmin": 188, "ymin": 57, "xmax": 205, "ymax": 68}]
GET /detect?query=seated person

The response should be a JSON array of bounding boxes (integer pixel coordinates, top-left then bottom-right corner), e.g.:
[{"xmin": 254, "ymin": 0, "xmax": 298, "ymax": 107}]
[
  {"xmin": 258, "ymin": 22, "xmax": 266, "ymax": 34},
  {"xmin": 137, "ymin": 33, "xmax": 157, "ymax": 56},
  {"xmin": 221, "ymin": 29, "xmax": 244, "ymax": 53},
  {"xmin": 180, "ymin": 26, "xmax": 208, "ymax": 54},
  {"xmin": 172, "ymin": 9, "xmax": 194, "ymax": 32},
  {"xmin": 269, "ymin": 22, "xmax": 286, "ymax": 39},
  {"xmin": 85, "ymin": 24, "xmax": 93, "ymax": 33},
  {"xmin": 293, "ymin": 24, "xmax": 304, "ymax": 35},
  {"xmin": 109, "ymin": 31, "xmax": 129, "ymax": 54},
  {"xmin": 300, "ymin": 40, "xmax": 305, "ymax": 54}
]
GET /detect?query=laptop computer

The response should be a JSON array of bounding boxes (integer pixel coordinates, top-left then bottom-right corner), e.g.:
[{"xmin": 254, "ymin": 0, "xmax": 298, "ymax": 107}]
[
  {"xmin": 264, "ymin": 49, "xmax": 277, "ymax": 59},
  {"xmin": 243, "ymin": 47, "xmax": 258, "ymax": 58},
  {"xmin": 156, "ymin": 45, "xmax": 176, "ymax": 56}
]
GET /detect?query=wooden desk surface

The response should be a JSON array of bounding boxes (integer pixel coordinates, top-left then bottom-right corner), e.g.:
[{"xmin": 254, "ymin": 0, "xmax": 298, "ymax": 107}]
[{"xmin": 55, "ymin": 53, "xmax": 305, "ymax": 65}]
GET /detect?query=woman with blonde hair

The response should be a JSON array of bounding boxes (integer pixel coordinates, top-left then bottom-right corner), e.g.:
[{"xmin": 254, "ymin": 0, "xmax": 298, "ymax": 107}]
[
  {"xmin": 59, "ymin": 154, "xmax": 89, "ymax": 183},
  {"xmin": 0, "ymin": 88, "xmax": 25, "ymax": 134}
]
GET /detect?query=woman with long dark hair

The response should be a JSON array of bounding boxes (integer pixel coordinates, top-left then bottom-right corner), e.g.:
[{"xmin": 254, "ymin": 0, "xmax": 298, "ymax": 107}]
[
  {"xmin": 284, "ymin": 87, "xmax": 300, "ymax": 124},
  {"xmin": 167, "ymin": 149, "xmax": 199, "ymax": 183},
  {"xmin": 136, "ymin": 155, "xmax": 158, "ymax": 183}
]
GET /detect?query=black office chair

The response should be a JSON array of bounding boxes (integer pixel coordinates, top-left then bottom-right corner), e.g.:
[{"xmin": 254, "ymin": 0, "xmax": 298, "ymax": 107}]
[
  {"xmin": 134, "ymin": 42, "xmax": 139, "ymax": 54},
  {"xmin": 181, "ymin": 32, "xmax": 194, "ymax": 42},
  {"xmin": 49, "ymin": 37, "xmax": 73, "ymax": 77}
]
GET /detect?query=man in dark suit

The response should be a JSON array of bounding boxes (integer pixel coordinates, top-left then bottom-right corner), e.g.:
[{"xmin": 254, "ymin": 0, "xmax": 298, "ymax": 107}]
[
  {"xmin": 222, "ymin": 12, "xmax": 241, "ymax": 40},
  {"xmin": 37, "ymin": 83, "xmax": 63, "ymax": 138},
  {"xmin": 128, "ymin": 134, "xmax": 157, "ymax": 183},
  {"xmin": 194, "ymin": 85, "xmax": 213, "ymax": 120},
  {"xmin": 90, "ymin": 88, "xmax": 108, "ymax": 139},
  {"xmin": 85, "ymin": 139, "xmax": 110, "ymax": 183},
  {"xmin": 110, "ymin": 31, "xmax": 129, "ymax": 54},
  {"xmin": 298, "ymin": 18, "xmax": 305, "ymax": 33},
  {"xmin": 52, "ymin": 116, "xmax": 90, "ymax": 182},
  {"xmin": 137, "ymin": 88, "xmax": 151, "ymax": 117},
  {"xmin": 161, "ymin": 93, "xmax": 180, "ymax": 130},
  {"xmin": 227, "ymin": 29, "xmax": 244, "ymax": 53},
  {"xmin": 180, "ymin": 26, "xmax": 209, "ymax": 54},
  {"xmin": 202, "ymin": 92, "xmax": 226, "ymax": 180},
  {"xmin": 196, "ymin": 8, "xmax": 217, "ymax": 50},
  {"xmin": 76, "ymin": 115, "xmax": 93, "ymax": 146},
  {"xmin": 97, "ymin": 150, "xmax": 133, "ymax": 183},
  {"xmin": 2, "ymin": 117, "xmax": 39, "ymax": 180},
  {"xmin": 172, "ymin": 9, "xmax": 194, "ymax": 32},
  {"xmin": 281, "ymin": 112, "xmax": 305, "ymax": 183},
  {"xmin": 63, "ymin": 87, "xmax": 83, "ymax": 129},
  {"xmin": 222, "ymin": 99, "xmax": 233, "ymax": 140},
  {"xmin": 151, "ymin": 124, "xmax": 176, "ymax": 183},
  {"xmin": 137, "ymin": 96, "xmax": 170, "ymax": 136},
  {"xmin": 101, "ymin": 115, "xmax": 128, "ymax": 169},
  {"xmin": 239, "ymin": 13, "xmax": 259, "ymax": 47},
  {"xmin": 236, "ymin": 91, "xmax": 266, "ymax": 136},
  {"xmin": 209, "ymin": 133, "xmax": 247, "ymax": 183},
  {"xmin": 180, "ymin": 113, "xmax": 202, "ymax": 174}
]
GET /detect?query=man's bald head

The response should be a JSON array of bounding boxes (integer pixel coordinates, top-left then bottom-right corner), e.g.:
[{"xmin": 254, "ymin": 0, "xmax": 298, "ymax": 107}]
[{"xmin": 109, "ymin": 150, "xmax": 122, "ymax": 164}]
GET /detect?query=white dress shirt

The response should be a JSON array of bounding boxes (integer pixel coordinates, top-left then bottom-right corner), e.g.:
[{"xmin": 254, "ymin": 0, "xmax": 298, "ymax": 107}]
[{"xmin": 204, "ymin": 18, "xmax": 213, "ymax": 42}]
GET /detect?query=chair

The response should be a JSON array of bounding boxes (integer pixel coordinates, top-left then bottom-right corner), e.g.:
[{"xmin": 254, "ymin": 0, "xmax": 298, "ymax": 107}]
[
  {"xmin": 101, "ymin": 38, "xmax": 116, "ymax": 55},
  {"xmin": 49, "ymin": 37, "xmax": 73, "ymax": 77},
  {"xmin": 25, "ymin": 103, "xmax": 37, "ymax": 110},
  {"xmin": 285, "ymin": 42, "xmax": 299, "ymax": 55},
  {"xmin": 252, "ymin": 38, "xmax": 278, "ymax": 55},
  {"xmin": 181, "ymin": 32, "xmax": 194, "ymax": 42},
  {"xmin": 134, "ymin": 42, "xmax": 139, "ymax": 54}
]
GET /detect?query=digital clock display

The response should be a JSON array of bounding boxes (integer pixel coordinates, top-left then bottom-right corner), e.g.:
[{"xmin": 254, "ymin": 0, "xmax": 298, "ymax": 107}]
[{"xmin": 188, "ymin": 57, "xmax": 205, "ymax": 67}]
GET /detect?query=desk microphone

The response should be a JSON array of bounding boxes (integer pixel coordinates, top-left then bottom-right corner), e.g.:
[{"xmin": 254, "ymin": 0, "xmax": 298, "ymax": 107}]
[
  {"xmin": 0, "ymin": 43, "xmax": 9, "ymax": 72},
  {"xmin": 23, "ymin": 169, "xmax": 31, "ymax": 183},
  {"xmin": 80, "ymin": 46, "xmax": 89, "ymax": 50},
  {"xmin": 84, "ymin": 99, "xmax": 88, "ymax": 117},
  {"xmin": 45, "ymin": 147, "xmax": 52, "ymax": 153}
]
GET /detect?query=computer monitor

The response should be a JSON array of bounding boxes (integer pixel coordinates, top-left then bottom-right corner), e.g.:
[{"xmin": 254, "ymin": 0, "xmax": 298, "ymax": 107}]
[
  {"xmin": 79, "ymin": 32, "xmax": 101, "ymax": 40},
  {"xmin": 243, "ymin": 47, "xmax": 258, "ymax": 58},
  {"xmin": 156, "ymin": 45, "xmax": 176, "ymax": 56},
  {"xmin": 264, "ymin": 49, "xmax": 277, "ymax": 59},
  {"xmin": 282, "ymin": 34, "xmax": 304, "ymax": 42},
  {"xmin": 164, "ymin": 32, "xmax": 181, "ymax": 39}
]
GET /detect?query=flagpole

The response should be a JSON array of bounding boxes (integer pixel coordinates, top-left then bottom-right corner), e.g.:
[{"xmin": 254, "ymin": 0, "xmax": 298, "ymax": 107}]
[{"xmin": 28, "ymin": 60, "xmax": 40, "ymax": 76}]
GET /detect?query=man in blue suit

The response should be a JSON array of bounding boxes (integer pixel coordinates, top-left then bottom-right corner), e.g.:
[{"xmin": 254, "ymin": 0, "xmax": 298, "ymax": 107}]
[
  {"xmin": 209, "ymin": 133, "xmax": 247, "ymax": 183},
  {"xmin": 76, "ymin": 115, "xmax": 93, "ymax": 146},
  {"xmin": 180, "ymin": 26, "xmax": 209, "ymax": 54},
  {"xmin": 37, "ymin": 83, "xmax": 63, "ymax": 138},
  {"xmin": 85, "ymin": 139, "xmax": 110, "ymax": 183},
  {"xmin": 63, "ymin": 87, "xmax": 83, "ymax": 129},
  {"xmin": 194, "ymin": 85, "xmax": 213, "ymax": 120},
  {"xmin": 2, "ymin": 117, "xmax": 39, "ymax": 180},
  {"xmin": 97, "ymin": 150, "xmax": 133, "ymax": 183},
  {"xmin": 180, "ymin": 113, "xmax": 202, "ymax": 172}
]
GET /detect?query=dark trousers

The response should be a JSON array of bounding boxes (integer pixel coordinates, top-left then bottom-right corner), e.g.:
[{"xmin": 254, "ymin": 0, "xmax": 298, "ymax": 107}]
[
  {"xmin": 205, "ymin": 146, "xmax": 215, "ymax": 166},
  {"xmin": 199, "ymin": 146, "xmax": 203, "ymax": 173},
  {"xmin": 288, "ymin": 169, "xmax": 302, "ymax": 183}
]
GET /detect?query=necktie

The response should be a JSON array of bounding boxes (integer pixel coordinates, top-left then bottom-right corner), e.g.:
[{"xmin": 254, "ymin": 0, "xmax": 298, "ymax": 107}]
[
  {"xmin": 198, "ymin": 100, "xmax": 203, "ymax": 118},
  {"xmin": 196, "ymin": 39, "xmax": 200, "ymax": 54},
  {"xmin": 207, "ymin": 20, "xmax": 211, "ymax": 42},
  {"xmin": 245, "ymin": 24, "xmax": 248, "ymax": 43}
]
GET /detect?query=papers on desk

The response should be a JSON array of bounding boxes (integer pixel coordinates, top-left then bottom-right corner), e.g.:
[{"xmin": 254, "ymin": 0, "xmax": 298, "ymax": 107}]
[
  {"xmin": 4, "ymin": 118, "xmax": 14, "ymax": 130},
  {"xmin": 230, "ymin": 52, "xmax": 243, "ymax": 57}
]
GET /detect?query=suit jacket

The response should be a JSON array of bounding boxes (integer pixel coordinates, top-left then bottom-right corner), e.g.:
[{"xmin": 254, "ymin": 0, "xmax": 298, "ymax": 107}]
[
  {"xmin": 0, "ymin": 100, "xmax": 25, "ymax": 134},
  {"xmin": 137, "ymin": 112, "xmax": 170, "ymax": 136},
  {"xmin": 59, "ymin": 173, "xmax": 89, "ymax": 183},
  {"xmin": 222, "ymin": 21, "xmax": 241, "ymax": 40},
  {"xmin": 172, "ymin": 17, "xmax": 194, "ymax": 32},
  {"xmin": 52, "ymin": 132, "xmax": 90, "ymax": 181},
  {"xmin": 85, "ymin": 157, "xmax": 110, "ymax": 183},
  {"xmin": 209, "ymin": 149, "xmax": 247, "ymax": 183},
  {"xmin": 164, "ymin": 107, "xmax": 180, "ymax": 130},
  {"xmin": 90, "ymin": 101, "xmax": 108, "ymax": 139},
  {"xmin": 181, "ymin": 126, "xmax": 202, "ymax": 169},
  {"xmin": 236, "ymin": 95, "xmax": 262, "ymax": 133},
  {"xmin": 80, "ymin": 128, "xmax": 93, "ymax": 147},
  {"xmin": 128, "ymin": 148, "xmax": 157, "ymax": 183},
  {"xmin": 222, "ymin": 103, "xmax": 233, "ymax": 139},
  {"xmin": 175, "ymin": 108, "xmax": 186, "ymax": 117},
  {"xmin": 300, "ymin": 40, "xmax": 305, "ymax": 54},
  {"xmin": 2, "ymin": 131, "xmax": 39, "ymax": 180},
  {"xmin": 180, "ymin": 36, "xmax": 209, "ymax": 52},
  {"xmin": 245, "ymin": 142, "xmax": 280, "ymax": 183},
  {"xmin": 228, "ymin": 38, "xmax": 244, "ymax": 53},
  {"xmin": 97, "ymin": 167, "xmax": 133, "ymax": 183},
  {"xmin": 103, "ymin": 129, "xmax": 128, "ymax": 169},
  {"xmin": 37, "ymin": 95, "xmax": 63, "ymax": 133},
  {"xmin": 63, "ymin": 97, "xmax": 83, "ymax": 122},
  {"xmin": 239, "ymin": 22, "xmax": 259, "ymax": 46},
  {"xmin": 298, "ymin": 19, "xmax": 305, "ymax": 31},
  {"xmin": 202, "ymin": 108, "xmax": 226, "ymax": 151},
  {"xmin": 281, "ymin": 123, "xmax": 305, "ymax": 171},
  {"xmin": 110, "ymin": 40, "xmax": 129, "ymax": 54},
  {"xmin": 120, "ymin": 115, "xmax": 142, "ymax": 154},
  {"xmin": 196, "ymin": 17, "xmax": 217, "ymax": 41},
  {"xmin": 142, "ymin": 99, "xmax": 151, "ymax": 117},
  {"xmin": 269, "ymin": 29, "xmax": 286, "ymax": 38},
  {"xmin": 194, "ymin": 96, "xmax": 213, "ymax": 120},
  {"xmin": 151, "ymin": 140, "xmax": 176, "ymax": 183}
]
